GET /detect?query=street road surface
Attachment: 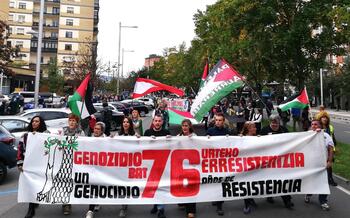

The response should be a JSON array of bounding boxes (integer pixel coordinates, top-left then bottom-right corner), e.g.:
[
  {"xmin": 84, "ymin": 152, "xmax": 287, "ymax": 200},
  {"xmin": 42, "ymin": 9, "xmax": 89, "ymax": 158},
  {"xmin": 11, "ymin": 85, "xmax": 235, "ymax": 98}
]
[{"xmin": 1, "ymin": 114, "xmax": 350, "ymax": 218}]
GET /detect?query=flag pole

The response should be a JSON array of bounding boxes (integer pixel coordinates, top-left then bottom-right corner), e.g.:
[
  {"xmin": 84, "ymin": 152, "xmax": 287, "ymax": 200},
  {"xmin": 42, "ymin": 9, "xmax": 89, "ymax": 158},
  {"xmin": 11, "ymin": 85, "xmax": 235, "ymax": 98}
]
[{"xmin": 242, "ymin": 80, "xmax": 269, "ymax": 115}]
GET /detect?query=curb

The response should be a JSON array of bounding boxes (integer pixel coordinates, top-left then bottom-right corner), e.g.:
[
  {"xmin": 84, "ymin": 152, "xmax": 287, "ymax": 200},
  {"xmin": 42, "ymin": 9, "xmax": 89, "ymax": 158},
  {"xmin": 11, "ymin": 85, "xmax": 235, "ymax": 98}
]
[{"xmin": 334, "ymin": 173, "xmax": 350, "ymax": 184}]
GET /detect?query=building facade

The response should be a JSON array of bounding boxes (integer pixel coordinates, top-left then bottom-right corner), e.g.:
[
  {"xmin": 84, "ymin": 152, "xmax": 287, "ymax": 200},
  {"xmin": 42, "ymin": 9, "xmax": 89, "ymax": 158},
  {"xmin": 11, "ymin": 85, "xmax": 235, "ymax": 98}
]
[{"xmin": 1, "ymin": 0, "xmax": 99, "ymax": 93}]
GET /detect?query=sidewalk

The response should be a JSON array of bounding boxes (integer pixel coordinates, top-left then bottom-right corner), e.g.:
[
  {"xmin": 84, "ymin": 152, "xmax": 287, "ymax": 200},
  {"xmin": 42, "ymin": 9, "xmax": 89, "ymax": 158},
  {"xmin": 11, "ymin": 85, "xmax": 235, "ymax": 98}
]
[{"xmin": 310, "ymin": 107, "xmax": 350, "ymax": 123}]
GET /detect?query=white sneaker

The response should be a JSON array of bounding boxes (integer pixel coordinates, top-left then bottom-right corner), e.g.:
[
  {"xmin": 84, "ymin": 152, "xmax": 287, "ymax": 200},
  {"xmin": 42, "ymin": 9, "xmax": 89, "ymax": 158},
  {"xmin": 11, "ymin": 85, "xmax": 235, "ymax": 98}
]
[
  {"xmin": 86, "ymin": 210, "xmax": 94, "ymax": 218},
  {"xmin": 94, "ymin": 205, "xmax": 101, "ymax": 212},
  {"xmin": 321, "ymin": 203, "xmax": 330, "ymax": 211}
]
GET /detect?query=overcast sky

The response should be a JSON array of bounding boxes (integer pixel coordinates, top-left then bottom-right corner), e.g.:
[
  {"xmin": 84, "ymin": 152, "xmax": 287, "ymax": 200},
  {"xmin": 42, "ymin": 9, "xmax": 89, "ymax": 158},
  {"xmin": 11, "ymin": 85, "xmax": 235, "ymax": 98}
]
[{"xmin": 97, "ymin": 0, "xmax": 217, "ymax": 76}]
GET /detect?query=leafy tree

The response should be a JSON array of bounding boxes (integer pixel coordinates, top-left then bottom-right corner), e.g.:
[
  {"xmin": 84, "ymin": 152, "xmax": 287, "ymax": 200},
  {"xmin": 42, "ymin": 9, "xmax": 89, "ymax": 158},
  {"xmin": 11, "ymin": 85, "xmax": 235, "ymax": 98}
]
[
  {"xmin": 45, "ymin": 59, "xmax": 64, "ymax": 95},
  {"xmin": 0, "ymin": 20, "xmax": 18, "ymax": 76}
]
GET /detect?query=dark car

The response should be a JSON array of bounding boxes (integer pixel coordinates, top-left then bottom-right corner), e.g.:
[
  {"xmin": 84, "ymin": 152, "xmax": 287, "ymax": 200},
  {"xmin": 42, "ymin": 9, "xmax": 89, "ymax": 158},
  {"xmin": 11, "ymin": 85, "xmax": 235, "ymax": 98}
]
[
  {"xmin": 93, "ymin": 103, "xmax": 125, "ymax": 130},
  {"xmin": 0, "ymin": 125, "xmax": 17, "ymax": 184},
  {"xmin": 121, "ymin": 101, "xmax": 149, "ymax": 117}
]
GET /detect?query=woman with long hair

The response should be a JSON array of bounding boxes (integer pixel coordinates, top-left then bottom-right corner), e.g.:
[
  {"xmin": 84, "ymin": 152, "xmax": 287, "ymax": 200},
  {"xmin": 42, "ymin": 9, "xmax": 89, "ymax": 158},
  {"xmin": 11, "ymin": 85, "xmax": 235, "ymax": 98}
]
[
  {"xmin": 118, "ymin": 117, "xmax": 136, "ymax": 136},
  {"xmin": 131, "ymin": 109, "xmax": 143, "ymax": 136},
  {"xmin": 177, "ymin": 119, "xmax": 197, "ymax": 218},
  {"xmin": 117, "ymin": 117, "xmax": 136, "ymax": 217},
  {"xmin": 17, "ymin": 116, "xmax": 49, "ymax": 218},
  {"xmin": 240, "ymin": 121, "xmax": 258, "ymax": 214}
]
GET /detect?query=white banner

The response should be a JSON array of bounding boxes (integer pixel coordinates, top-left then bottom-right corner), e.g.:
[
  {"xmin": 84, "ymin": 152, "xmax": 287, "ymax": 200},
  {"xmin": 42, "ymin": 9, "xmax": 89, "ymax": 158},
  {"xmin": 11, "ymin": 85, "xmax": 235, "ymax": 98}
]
[{"xmin": 18, "ymin": 131, "xmax": 329, "ymax": 205}]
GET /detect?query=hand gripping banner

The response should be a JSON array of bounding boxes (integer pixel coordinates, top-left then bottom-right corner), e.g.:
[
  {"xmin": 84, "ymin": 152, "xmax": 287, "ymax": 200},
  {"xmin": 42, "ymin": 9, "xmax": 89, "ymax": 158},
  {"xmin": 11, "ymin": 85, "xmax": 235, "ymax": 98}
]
[{"xmin": 18, "ymin": 131, "xmax": 329, "ymax": 205}]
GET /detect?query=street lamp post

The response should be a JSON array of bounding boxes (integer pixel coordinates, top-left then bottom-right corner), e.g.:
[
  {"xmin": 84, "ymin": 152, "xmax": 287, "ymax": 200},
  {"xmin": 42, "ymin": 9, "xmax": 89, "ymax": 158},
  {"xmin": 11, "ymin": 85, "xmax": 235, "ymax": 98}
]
[
  {"xmin": 121, "ymin": 48, "xmax": 134, "ymax": 78},
  {"xmin": 117, "ymin": 22, "xmax": 137, "ymax": 96},
  {"xmin": 34, "ymin": 0, "xmax": 45, "ymax": 108}
]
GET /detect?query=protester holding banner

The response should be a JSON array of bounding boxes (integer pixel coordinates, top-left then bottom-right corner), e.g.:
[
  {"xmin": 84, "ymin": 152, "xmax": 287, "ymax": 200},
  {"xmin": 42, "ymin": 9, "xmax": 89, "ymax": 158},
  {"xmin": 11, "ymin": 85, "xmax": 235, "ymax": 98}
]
[
  {"xmin": 206, "ymin": 113, "xmax": 230, "ymax": 216},
  {"xmin": 144, "ymin": 114, "xmax": 170, "ymax": 218},
  {"xmin": 318, "ymin": 113, "xmax": 338, "ymax": 186},
  {"xmin": 304, "ymin": 120, "xmax": 334, "ymax": 210},
  {"xmin": 85, "ymin": 122, "xmax": 105, "ymax": 218},
  {"xmin": 131, "ymin": 109, "xmax": 143, "ymax": 136},
  {"xmin": 177, "ymin": 119, "xmax": 197, "ymax": 218},
  {"xmin": 59, "ymin": 113, "xmax": 85, "ymax": 215},
  {"xmin": 240, "ymin": 122, "xmax": 258, "ymax": 214},
  {"xmin": 260, "ymin": 114, "xmax": 295, "ymax": 209},
  {"xmin": 17, "ymin": 116, "xmax": 49, "ymax": 218}
]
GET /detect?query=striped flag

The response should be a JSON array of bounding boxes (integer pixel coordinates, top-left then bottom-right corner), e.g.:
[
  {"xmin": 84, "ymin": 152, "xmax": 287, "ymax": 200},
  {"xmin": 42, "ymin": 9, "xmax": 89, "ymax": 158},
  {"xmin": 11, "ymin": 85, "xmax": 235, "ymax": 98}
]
[
  {"xmin": 191, "ymin": 59, "xmax": 244, "ymax": 121},
  {"xmin": 168, "ymin": 108, "xmax": 198, "ymax": 125},
  {"xmin": 278, "ymin": 87, "xmax": 310, "ymax": 111},
  {"xmin": 68, "ymin": 73, "xmax": 96, "ymax": 119}
]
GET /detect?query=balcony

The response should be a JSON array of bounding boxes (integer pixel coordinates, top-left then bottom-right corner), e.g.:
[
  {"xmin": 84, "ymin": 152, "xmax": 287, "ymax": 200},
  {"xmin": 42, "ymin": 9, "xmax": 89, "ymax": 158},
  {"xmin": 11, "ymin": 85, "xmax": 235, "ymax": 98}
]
[
  {"xmin": 33, "ymin": 11, "xmax": 60, "ymax": 16},
  {"xmin": 34, "ymin": 0, "xmax": 60, "ymax": 4},
  {"xmin": 30, "ymin": 46, "xmax": 57, "ymax": 53},
  {"xmin": 32, "ymin": 22, "xmax": 59, "ymax": 29}
]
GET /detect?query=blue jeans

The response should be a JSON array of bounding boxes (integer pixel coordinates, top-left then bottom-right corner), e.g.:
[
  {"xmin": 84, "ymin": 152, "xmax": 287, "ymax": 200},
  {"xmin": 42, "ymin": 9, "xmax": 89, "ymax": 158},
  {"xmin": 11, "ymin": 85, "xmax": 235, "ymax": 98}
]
[{"xmin": 156, "ymin": 204, "xmax": 164, "ymax": 210}]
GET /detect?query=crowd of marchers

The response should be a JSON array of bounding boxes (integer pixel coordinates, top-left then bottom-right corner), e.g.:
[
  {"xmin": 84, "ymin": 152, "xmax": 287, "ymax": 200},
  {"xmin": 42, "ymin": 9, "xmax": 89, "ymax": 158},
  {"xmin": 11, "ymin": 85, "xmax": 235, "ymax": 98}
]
[{"xmin": 17, "ymin": 96, "xmax": 336, "ymax": 218}]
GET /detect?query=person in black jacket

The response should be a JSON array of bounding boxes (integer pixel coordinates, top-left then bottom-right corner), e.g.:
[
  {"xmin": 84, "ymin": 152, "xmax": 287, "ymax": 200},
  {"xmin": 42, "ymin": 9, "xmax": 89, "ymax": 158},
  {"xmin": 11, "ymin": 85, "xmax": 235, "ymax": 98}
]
[
  {"xmin": 206, "ymin": 113, "xmax": 229, "ymax": 216},
  {"xmin": 260, "ymin": 114, "xmax": 294, "ymax": 209},
  {"xmin": 17, "ymin": 116, "xmax": 49, "ymax": 218},
  {"xmin": 101, "ymin": 102, "xmax": 113, "ymax": 136},
  {"xmin": 144, "ymin": 114, "xmax": 170, "ymax": 218}
]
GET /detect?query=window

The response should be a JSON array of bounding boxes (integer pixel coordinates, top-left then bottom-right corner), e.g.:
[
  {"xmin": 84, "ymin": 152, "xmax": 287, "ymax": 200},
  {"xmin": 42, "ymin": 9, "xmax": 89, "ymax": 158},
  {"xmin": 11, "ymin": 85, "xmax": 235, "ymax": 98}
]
[
  {"xmin": 67, "ymin": 7, "xmax": 74, "ymax": 14},
  {"xmin": 17, "ymin": 28, "xmax": 24, "ymax": 35},
  {"xmin": 19, "ymin": 2, "xmax": 26, "ymax": 9},
  {"xmin": 9, "ymin": 27, "xmax": 13, "ymax": 34},
  {"xmin": 65, "ymin": 44, "xmax": 72, "ymax": 51},
  {"xmin": 7, "ymin": 41, "xmax": 12, "ymax": 47},
  {"xmin": 9, "ymin": 2, "xmax": 15, "ymax": 8},
  {"xmin": 16, "ymin": 41, "xmax": 24, "ymax": 48},
  {"xmin": 51, "ymin": 32, "xmax": 58, "ymax": 39},
  {"xmin": 8, "ymin": 14, "xmax": 14, "ymax": 21},
  {"xmin": 66, "ymin": 19, "xmax": 73, "ymax": 26},
  {"xmin": 31, "ymin": 41, "xmax": 37, "ymax": 48},
  {"xmin": 1, "ymin": 120, "xmax": 28, "ymax": 133},
  {"xmin": 52, "ymin": 7, "xmax": 60, "ymax": 14},
  {"xmin": 18, "ymin": 15, "xmax": 25, "ymax": 23},
  {"xmin": 52, "ymin": 20, "xmax": 59, "ymax": 27},
  {"xmin": 65, "ymin": 31, "xmax": 73, "ymax": 38}
]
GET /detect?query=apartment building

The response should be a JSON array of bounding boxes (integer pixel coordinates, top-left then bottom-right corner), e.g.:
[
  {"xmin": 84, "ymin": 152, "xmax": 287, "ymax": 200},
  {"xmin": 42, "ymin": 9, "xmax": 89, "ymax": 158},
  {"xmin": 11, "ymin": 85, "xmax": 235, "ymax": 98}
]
[{"xmin": 1, "ymin": 0, "xmax": 99, "ymax": 92}]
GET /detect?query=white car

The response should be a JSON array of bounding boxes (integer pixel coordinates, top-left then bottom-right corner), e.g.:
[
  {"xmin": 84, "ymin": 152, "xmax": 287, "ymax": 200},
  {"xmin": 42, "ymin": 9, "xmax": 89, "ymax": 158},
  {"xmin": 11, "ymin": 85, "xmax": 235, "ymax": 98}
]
[
  {"xmin": 135, "ymin": 97, "xmax": 155, "ymax": 109},
  {"xmin": 19, "ymin": 108, "xmax": 72, "ymax": 129}
]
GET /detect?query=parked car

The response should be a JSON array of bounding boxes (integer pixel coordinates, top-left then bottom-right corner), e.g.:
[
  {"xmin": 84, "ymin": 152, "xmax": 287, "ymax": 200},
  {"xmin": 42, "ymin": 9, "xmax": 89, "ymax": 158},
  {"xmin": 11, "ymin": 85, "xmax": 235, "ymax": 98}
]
[
  {"xmin": 0, "ymin": 116, "xmax": 30, "ymax": 146},
  {"xmin": 135, "ymin": 97, "xmax": 155, "ymax": 109},
  {"xmin": 93, "ymin": 103, "xmax": 125, "ymax": 130},
  {"xmin": 19, "ymin": 108, "xmax": 71, "ymax": 129},
  {"xmin": 120, "ymin": 100, "xmax": 149, "ymax": 116},
  {"xmin": 108, "ymin": 101, "xmax": 129, "ymax": 115},
  {"xmin": 0, "ymin": 141, "xmax": 17, "ymax": 184},
  {"xmin": 0, "ymin": 124, "xmax": 16, "ymax": 147},
  {"xmin": 0, "ymin": 124, "xmax": 17, "ymax": 184}
]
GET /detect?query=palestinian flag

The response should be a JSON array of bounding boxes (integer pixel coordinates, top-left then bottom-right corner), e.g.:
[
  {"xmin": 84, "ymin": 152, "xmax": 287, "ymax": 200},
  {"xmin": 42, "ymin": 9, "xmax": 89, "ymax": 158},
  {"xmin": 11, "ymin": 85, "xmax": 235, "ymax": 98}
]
[
  {"xmin": 278, "ymin": 87, "xmax": 310, "ymax": 111},
  {"xmin": 132, "ymin": 78, "xmax": 184, "ymax": 98},
  {"xmin": 199, "ymin": 59, "xmax": 209, "ymax": 88},
  {"xmin": 168, "ymin": 108, "xmax": 198, "ymax": 125},
  {"xmin": 68, "ymin": 73, "xmax": 96, "ymax": 119},
  {"xmin": 191, "ymin": 59, "xmax": 244, "ymax": 121}
]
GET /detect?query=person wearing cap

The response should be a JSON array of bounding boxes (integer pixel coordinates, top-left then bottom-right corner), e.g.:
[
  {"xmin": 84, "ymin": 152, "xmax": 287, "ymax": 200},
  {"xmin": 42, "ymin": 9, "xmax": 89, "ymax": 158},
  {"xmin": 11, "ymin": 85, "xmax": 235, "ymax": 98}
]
[{"xmin": 260, "ymin": 114, "xmax": 294, "ymax": 209}]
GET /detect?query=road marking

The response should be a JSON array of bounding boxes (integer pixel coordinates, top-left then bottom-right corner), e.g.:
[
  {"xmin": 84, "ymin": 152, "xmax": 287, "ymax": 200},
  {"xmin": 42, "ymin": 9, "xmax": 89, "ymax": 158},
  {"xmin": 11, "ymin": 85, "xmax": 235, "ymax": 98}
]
[
  {"xmin": 344, "ymin": 131, "xmax": 350, "ymax": 134},
  {"xmin": 0, "ymin": 189, "xmax": 18, "ymax": 197},
  {"xmin": 337, "ymin": 186, "xmax": 350, "ymax": 196}
]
